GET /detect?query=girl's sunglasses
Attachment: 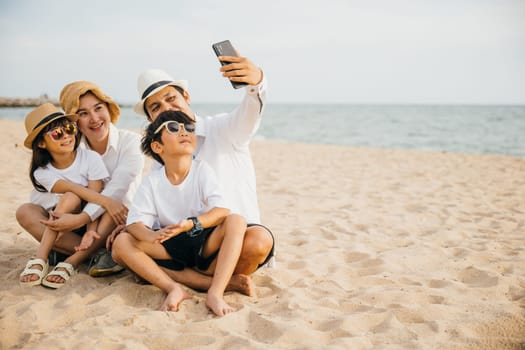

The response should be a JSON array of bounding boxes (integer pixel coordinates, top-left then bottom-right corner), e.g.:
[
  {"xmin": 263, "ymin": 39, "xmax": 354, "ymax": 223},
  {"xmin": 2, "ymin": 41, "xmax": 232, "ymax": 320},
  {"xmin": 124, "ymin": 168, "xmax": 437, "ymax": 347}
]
[
  {"xmin": 45, "ymin": 122, "xmax": 78, "ymax": 142},
  {"xmin": 154, "ymin": 121, "xmax": 196, "ymax": 135}
]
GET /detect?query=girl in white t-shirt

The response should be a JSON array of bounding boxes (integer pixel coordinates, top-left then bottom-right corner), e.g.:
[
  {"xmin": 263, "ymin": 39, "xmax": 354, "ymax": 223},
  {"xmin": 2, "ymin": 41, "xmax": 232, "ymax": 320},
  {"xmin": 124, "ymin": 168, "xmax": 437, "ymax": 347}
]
[
  {"xmin": 114, "ymin": 110, "xmax": 247, "ymax": 317},
  {"xmin": 19, "ymin": 103, "xmax": 110, "ymax": 288}
]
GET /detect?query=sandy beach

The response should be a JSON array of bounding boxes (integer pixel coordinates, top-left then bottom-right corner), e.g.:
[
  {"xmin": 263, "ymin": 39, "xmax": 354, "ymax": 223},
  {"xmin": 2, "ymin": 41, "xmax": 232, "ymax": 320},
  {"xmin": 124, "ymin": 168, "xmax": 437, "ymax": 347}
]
[{"xmin": 0, "ymin": 117, "xmax": 524, "ymax": 349}]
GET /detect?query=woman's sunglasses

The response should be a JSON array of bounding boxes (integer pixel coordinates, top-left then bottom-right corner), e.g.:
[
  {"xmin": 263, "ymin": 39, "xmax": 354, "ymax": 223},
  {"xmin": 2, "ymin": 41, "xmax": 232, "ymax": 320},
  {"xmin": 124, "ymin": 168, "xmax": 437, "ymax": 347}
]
[
  {"xmin": 45, "ymin": 122, "xmax": 78, "ymax": 142},
  {"xmin": 154, "ymin": 121, "xmax": 196, "ymax": 135}
]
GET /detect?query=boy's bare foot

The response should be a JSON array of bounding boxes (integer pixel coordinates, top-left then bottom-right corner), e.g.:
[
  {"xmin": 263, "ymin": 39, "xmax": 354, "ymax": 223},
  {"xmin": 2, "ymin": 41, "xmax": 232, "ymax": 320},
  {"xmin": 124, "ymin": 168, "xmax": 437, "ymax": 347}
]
[
  {"xmin": 226, "ymin": 274, "xmax": 254, "ymax": 296},
  {"xmin": 159, "ymin": 286, "xmax": 192, "ymax": 312},
  {"xmin": 206, "ymin": 292, "xmax": 234, "ymax": 317}
]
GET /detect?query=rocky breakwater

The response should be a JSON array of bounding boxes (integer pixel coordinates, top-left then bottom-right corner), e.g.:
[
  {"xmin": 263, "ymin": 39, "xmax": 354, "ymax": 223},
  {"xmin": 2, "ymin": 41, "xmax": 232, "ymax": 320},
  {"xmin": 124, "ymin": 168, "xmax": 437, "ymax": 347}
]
[{"xmin": 0, "ymin": 95, "xmax": 58, "ymax": 107}]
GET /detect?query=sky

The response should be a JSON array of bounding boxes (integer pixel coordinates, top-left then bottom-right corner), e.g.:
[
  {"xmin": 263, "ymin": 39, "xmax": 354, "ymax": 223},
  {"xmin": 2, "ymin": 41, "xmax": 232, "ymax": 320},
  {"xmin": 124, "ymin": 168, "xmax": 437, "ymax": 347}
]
[{"xmin": 0, "ymin": 0, "xmax": 524, "ymax": 105}]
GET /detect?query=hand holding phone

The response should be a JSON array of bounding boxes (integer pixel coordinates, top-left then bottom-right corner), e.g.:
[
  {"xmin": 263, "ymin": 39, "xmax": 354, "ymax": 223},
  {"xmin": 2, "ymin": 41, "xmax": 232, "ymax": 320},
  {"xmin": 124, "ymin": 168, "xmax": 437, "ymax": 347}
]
[{"xmin": 212, "ymin": 40, "xmax": 249, "ymax": 89}]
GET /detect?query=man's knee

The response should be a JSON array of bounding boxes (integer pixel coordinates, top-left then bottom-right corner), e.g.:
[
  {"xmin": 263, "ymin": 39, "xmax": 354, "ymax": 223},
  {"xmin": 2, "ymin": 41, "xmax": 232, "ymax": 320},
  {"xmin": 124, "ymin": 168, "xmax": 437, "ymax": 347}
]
[{"xmin": 243, "ymin": 226, "xmax": 273, "ymax": 258}]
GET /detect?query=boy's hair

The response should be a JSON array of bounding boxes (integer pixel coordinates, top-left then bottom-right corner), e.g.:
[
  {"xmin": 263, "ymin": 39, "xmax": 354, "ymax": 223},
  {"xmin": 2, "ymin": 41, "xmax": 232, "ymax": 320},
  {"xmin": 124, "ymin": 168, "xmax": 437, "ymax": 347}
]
[
  {"xmin": 30, "ymin": 117, "xmax": 81, "ymax": 192},
  {"xmin": 141, "ymin": 110, "xmax": 195, "ymax": 165}
]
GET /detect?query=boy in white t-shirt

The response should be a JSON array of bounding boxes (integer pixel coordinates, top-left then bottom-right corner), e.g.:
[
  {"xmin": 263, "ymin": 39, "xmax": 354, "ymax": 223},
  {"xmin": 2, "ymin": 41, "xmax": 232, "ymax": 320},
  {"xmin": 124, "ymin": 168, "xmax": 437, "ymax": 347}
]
[{"xmin": 112, "ymin": 110, "xmax": 247, "ymax": 317}]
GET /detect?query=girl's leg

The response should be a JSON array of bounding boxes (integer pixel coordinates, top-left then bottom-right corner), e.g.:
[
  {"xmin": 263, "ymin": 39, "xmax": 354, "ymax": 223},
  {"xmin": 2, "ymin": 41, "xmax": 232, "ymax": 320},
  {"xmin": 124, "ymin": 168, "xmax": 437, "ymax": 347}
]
[
  {"xmin": 45, "ymin": 212, "xmax": 115, "ymax": 285},
  {"xmin": 200, "ymin": 214, "xmax": 246, "ymax": 316},
  {"xmin": 19, "ymin": 193, "xmax": 80, "ymax": 284},
  {"xmin": 16, "ymin": 195, "xmax": 84, "ymax": 255},
  {"xmin": 19, "ymin": 224, "xmax": 57, "ymax": 284},
  {"xmin": 16, "ymin": 203, "xmax": 48, "ymax": 242}
]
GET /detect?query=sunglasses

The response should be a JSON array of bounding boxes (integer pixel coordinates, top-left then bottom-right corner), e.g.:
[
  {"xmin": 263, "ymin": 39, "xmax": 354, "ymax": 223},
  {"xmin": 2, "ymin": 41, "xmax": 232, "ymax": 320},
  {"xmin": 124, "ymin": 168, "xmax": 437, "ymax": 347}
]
[
  {"xmin": 45, "ymin": 122, "xmax": 78, "ymax": 142},
  {"xmin": 154, "ymin": 121, "xmax": 196, "ymax": 135}
]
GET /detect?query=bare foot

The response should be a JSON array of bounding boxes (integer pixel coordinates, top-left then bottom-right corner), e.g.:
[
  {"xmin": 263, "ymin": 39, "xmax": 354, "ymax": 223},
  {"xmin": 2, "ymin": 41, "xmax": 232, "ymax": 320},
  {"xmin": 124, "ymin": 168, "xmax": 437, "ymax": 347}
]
[
  {"xmin": 159, "ymin": 286, "xmax": 192, "ymax": 312},
  {"xmin": 226, "ymin": 274, "xmax": 254, "ymax": 296},
  {"xmin": 206, "ymin": 293, "xmax": 234, "ymax": 317}
]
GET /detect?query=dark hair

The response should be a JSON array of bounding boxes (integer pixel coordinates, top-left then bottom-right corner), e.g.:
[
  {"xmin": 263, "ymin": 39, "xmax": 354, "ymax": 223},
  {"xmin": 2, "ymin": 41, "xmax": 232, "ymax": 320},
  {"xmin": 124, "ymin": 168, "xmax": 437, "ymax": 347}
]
[
  {"xmin": 141, "ymin": 110, "xmax": 195, "ymax": 165},
  {"xmin": 144, "ymin": 85, "xmax": 185, "ymax": 120},
  {"xmin": 30, "ymin": 117, "xmax": 81, "ymax": 192}
]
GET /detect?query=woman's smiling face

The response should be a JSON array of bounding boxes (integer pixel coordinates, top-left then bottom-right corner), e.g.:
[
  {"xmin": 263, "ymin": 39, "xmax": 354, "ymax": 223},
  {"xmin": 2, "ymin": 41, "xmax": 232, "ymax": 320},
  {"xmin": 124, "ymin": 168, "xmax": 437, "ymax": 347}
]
[{"xmin": 76, "ymin": 92, "xmax": 111, "ymax": 144}]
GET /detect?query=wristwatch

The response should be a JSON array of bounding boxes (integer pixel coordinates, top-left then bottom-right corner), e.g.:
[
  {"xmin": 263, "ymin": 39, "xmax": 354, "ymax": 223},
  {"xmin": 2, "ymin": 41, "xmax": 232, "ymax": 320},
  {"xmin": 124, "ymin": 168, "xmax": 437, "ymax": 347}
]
[{"xmin": 187, "ymin": 217, "xmax": 203, "ymax": 237}]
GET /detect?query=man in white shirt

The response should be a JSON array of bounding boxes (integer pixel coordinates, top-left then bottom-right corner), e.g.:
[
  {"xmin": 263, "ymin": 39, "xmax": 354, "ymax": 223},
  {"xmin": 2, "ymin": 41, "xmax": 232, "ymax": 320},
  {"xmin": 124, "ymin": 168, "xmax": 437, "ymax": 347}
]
[{"xmin": 123, "ymin": 48, "xmax": 274, "ymax": 292}]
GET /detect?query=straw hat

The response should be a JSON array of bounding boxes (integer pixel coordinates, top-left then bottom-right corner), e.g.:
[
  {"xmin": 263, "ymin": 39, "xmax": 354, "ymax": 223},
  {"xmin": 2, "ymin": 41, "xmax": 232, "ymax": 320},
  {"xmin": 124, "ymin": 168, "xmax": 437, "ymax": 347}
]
[
  {"xmin": 24, "ymin": 103, "xmax": 78, "ymax": 149},
  {"xmin": 133, "ymin": 69, "xmax": 188, "ymax": 117},
  {"xmin": 59, "ymin": 81, "xmax": 120, "ymax": 124}
]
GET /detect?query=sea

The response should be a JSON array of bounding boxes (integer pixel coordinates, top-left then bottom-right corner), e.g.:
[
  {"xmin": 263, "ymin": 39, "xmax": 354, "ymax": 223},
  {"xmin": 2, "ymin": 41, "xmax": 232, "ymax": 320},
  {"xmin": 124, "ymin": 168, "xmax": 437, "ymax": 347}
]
[{"xmin": 2, "ymin": 104, "xmax": 524, "ymax": 158}]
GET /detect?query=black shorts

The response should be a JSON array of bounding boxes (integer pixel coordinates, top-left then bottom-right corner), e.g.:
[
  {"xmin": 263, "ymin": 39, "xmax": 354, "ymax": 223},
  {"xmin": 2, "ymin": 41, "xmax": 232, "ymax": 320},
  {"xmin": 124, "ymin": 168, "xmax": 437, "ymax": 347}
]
[
  {"xmin": 156, "ymin": 223, "xmax": 275, "ymax": 271},
  {"xmin": 156, "ymin": 227, "xmax": 216, "ymax": 271}
]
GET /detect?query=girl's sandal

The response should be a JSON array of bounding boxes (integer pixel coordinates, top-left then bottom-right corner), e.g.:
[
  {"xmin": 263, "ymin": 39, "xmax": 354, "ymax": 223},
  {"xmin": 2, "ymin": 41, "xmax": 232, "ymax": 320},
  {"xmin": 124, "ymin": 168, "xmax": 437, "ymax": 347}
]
[
  {"xmin": 42, "ymin": 262, "xmax": 76, "ymax": 289},
  {"xmin": 20, "ymin": 258, "xmax": 49, "ymax": 286}
]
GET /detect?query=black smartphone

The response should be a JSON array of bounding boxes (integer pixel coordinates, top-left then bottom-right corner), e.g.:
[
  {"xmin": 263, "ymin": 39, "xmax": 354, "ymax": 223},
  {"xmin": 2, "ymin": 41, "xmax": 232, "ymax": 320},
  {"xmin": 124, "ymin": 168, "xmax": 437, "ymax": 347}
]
[{"xmin": 212, "ymin": 40, "xmax": 248, "ymax": 89}]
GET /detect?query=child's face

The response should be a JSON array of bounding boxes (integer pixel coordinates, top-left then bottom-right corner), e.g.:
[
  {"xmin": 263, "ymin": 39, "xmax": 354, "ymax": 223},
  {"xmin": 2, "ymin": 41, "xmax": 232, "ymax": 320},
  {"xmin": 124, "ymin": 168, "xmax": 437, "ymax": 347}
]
[
  {"xmin": 39, "ymin": 121, "xmax": 77, "ymax": 154},
  {"xmin": 153, "ymin": 120, "xmax": 196, "ymax": 159}
]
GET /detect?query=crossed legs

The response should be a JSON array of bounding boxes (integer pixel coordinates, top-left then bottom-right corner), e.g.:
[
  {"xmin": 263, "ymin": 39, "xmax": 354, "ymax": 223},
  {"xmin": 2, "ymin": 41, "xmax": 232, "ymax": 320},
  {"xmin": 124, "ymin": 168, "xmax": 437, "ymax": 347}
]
[
  {"xmin": 158, "ymin": 224, "xmax": 273, "ymax": 294},
  {"xmin": 16, "ymin": 198, "xmax": 115, "ymax": 285},
  {"xmin": 112, "ymin": 214, "xmax": 250, "ymax": 316}
]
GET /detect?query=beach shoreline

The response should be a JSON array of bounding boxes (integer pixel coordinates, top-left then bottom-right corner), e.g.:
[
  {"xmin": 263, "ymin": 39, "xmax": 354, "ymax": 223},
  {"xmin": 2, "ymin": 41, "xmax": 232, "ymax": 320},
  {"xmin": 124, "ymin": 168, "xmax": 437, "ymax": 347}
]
[{"xmin": 1, "ymin": 118, "xmax": 524, "ymax": 349}]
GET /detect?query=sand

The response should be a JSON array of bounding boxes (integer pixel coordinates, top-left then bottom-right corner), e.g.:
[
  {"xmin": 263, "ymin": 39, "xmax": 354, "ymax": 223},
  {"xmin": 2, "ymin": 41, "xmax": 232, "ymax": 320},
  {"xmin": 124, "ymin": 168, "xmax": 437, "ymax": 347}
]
[{"xmin": 0, "ymin": 118, "xmax": 524, "ymax": 349}]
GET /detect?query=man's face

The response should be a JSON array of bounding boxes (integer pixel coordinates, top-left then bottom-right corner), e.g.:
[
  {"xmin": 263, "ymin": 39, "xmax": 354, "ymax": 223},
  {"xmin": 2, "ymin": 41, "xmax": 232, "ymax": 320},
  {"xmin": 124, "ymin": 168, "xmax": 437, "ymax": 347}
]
[{"xmin": 145, "ymin": 86, "xmax": 193, "ymax": 122}]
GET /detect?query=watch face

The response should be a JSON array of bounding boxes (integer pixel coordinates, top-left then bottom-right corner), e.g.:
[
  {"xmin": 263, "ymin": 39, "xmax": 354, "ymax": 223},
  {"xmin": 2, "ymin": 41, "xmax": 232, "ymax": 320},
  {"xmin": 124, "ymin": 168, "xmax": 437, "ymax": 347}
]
[
  {"xmin": 190, "ymin": 217, "xmax": 202, "ymax": 230},
  {"xmin": 195, "ymin": 219, "xmax": 203, "ymax": 230}
]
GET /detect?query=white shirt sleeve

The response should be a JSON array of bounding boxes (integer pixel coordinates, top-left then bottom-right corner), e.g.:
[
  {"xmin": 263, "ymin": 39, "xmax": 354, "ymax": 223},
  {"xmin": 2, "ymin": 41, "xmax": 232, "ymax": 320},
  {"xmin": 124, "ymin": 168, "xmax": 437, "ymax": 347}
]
[
  {"xmin": 34, "ymin": 167, "xmax": 59, "ymax": 193},
  {"xmin": 83, "ymin": 131, "xmax": 144, "ymax": 221},
  {"xmin": 126, "ymin": 174, "xmax": 158, "ymax": 229},
  {"xmin": 197, "ymin": 161, "xmax": 228, "ymax": 211},
  {"xmin": 34, "ymin": 149, "xmax": 109, "ymax": 193},
  {"xmin": 85, "ymin": 150, "xmax": 110, "ymax": 182},
  {"xmin": 212, "ymin": 76, "xmax": 267, "ymax": 147}
]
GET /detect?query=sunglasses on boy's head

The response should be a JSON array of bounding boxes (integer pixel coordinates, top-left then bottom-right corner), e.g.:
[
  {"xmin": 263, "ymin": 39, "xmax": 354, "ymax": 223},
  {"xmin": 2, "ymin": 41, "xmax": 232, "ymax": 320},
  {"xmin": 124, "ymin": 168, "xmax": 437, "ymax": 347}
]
[
  {"xmin": 154, "ymin": 121, "xmax": 196, "ymax": 135},
  {"xmin": 45, "ymin": 122, "xmax": 78, "ymax": 141}
]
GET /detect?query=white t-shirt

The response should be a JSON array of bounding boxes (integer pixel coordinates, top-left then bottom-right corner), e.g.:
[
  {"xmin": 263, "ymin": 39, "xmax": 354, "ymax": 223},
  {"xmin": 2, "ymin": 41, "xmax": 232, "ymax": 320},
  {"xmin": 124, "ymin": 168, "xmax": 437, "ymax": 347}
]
[
  {"xmin": 81, "ymin": 124, "xmax": 144, "ymax": 221},
  {"xmin": 30, "ymin": 148, "xmax": 109, "ymax": 211},
  {"xmin": 151, "ymin": 78, "xmax": 267, "ymax": 224},
  {"xmin": 127, "ymin": 160, "xmax": 227, "ymax": 229}
]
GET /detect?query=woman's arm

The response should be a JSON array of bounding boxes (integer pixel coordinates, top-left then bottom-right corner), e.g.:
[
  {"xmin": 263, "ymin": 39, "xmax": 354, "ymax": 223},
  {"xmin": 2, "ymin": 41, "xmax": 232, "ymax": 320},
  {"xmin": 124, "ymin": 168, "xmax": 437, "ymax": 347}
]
[
  {"xmin": 83, "ymin": 131, "xmax": 144, "ymax": 222},
  {"xmin": 51, "ymin": 179, "xmax": 105, "ymax": 205},
  {"xmin": 51, "ymin": 179, "xmax": 127, "ymax": 225}
]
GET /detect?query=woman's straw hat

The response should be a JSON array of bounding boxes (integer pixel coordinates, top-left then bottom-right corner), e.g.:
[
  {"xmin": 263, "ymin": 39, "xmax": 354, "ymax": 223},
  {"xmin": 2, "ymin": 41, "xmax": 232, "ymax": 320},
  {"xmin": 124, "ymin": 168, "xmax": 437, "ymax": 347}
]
[{"xmin": 59, "ymin": 81, "xmax": 120, "ymax": 124}]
